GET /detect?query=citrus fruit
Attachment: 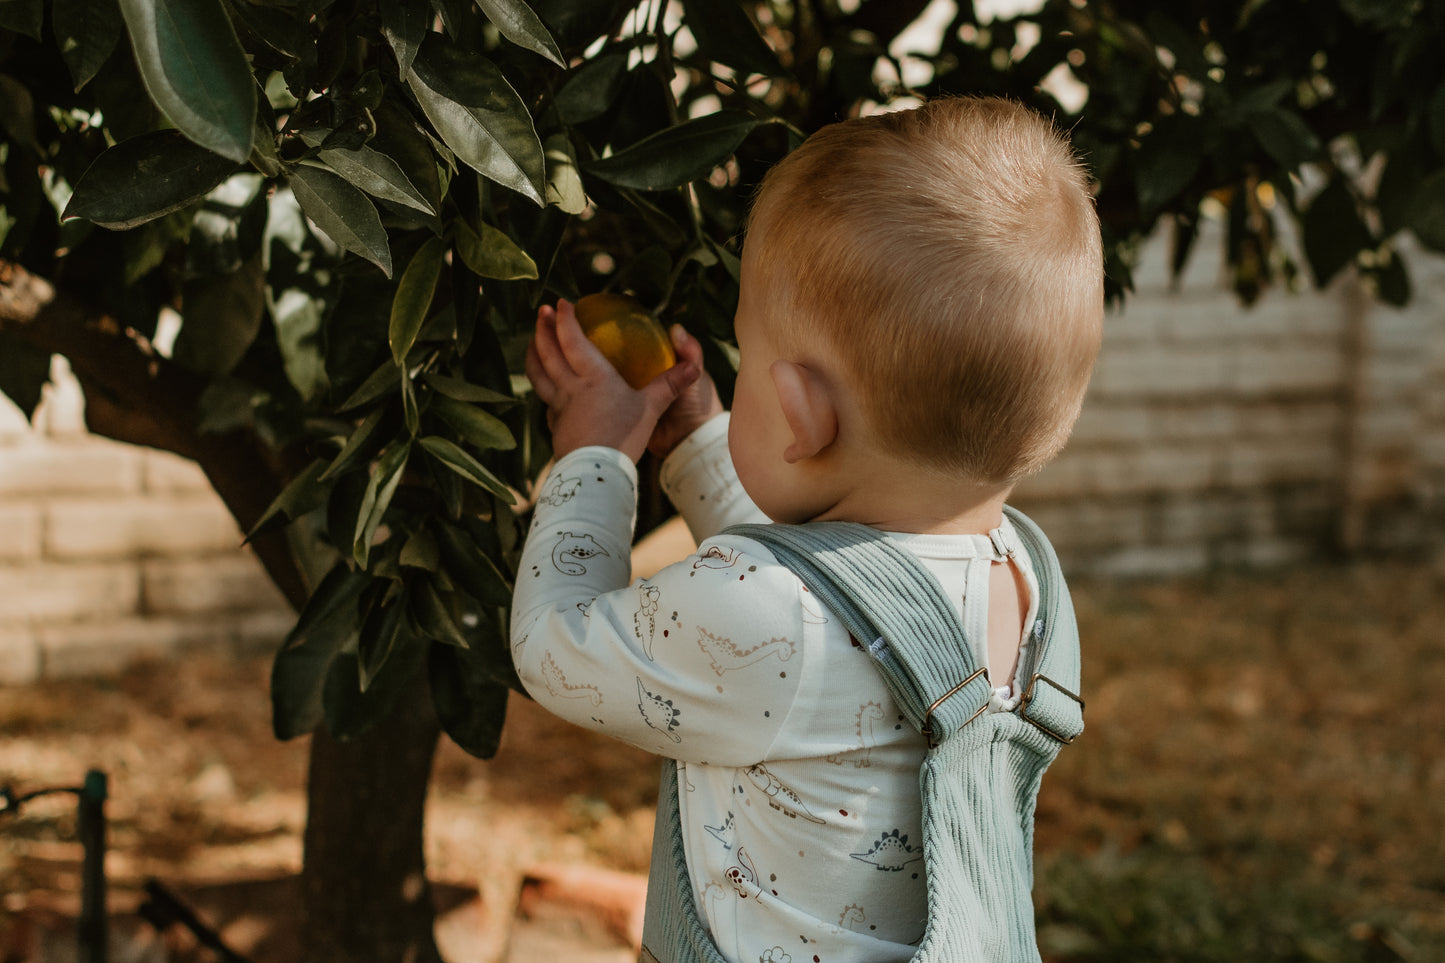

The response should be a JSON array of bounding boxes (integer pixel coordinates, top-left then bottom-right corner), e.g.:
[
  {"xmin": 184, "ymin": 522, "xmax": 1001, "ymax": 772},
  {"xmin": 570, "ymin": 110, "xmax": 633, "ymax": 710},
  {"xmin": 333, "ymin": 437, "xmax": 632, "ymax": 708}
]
[{"xmin": 574, "ymin": 292, "xmax": 677, "ymax": 389}]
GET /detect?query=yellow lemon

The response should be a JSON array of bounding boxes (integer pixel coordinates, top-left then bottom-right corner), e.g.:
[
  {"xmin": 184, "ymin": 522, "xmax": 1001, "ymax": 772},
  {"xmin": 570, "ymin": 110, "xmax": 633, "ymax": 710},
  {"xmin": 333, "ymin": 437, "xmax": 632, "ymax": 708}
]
[{"xmin": 574, "ymin": 292, "xmax": 677, "ymax": 389}]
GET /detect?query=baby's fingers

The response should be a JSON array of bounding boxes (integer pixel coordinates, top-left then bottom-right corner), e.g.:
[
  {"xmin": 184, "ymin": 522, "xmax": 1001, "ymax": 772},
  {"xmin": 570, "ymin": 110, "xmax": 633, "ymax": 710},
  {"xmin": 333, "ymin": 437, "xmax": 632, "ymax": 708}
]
[
  {"xmin": 525, "ymin": 333, "xmax": 558, "ymax": 404},
  {"xmin": 552, "ymin": 299, "xmax": 613, "ymax": 376},
  {"xmin": 670, "ymin": 324, "xmax": 705, "ymax": 367},
  {"xmin": 530, "ymin": 304, "xmax": 576, "ymax": 384}
]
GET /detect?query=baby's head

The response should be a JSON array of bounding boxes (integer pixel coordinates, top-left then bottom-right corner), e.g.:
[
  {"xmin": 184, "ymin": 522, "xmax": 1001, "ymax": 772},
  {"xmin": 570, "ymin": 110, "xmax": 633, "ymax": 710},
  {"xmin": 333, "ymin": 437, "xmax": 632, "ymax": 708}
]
[{"xmin": 743, "ymin": 96, "xmax": 1103, "ymax": 485}]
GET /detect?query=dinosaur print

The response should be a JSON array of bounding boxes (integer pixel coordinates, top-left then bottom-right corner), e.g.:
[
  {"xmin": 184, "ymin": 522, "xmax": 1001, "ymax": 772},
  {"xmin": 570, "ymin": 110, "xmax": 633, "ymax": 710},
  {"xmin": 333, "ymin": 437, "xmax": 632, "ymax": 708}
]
[
  {"xmin": 540, "ymin": 651, "xmax": 601, "ymax": 707},
  {"xmin": 538, "ymin": 473, "xmax": 581, "ymax": 507},
  {"xmin": 759, "ymin": 949, "xmax": 792, "ymax": 963},
  {"xmin": 724, "ymin": 846, "xmax": 759, "ymax": 898},
  {"xmin": 744, "ymin": 764, "xmax": 824, "ymax": 824},
  {"xmin": 826, "ymin": 701, "xmax": 885, "ymax": 768},
  {"xmin": 851, "ymin": 829, "xmax": 924, "ymax": 872},
  {"xmin": 693, "ymin": 545, "xmax": 741, "ymax": 570},
  {"xmin": 704, "ymin": 810, "xmax": 736, "ymax": 852},
  {"xmin": 838, "ymin": 904, "xmax": 867, "ymax": 931},
  {"xmin": 696, "ymin": 628, "xmax": 795, "ymax": 676},
  {"xmin": 636, "ymin": 677, "xmax": 682, "ymax": 743},
  {"xmin": 634, "ymin": 583, "xmax": 661, "ymax": 660},
  {"xmin": 551, "ymin": 531, "xmax": 609, "ymax": 575}
]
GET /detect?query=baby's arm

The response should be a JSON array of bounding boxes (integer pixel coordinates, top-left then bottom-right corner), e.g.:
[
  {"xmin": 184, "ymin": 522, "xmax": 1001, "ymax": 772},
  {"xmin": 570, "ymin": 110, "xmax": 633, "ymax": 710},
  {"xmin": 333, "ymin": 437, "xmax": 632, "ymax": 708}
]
[
  {"xmin": 660, "ymin": 412, "xmax": 767, "ymax": 543},
  {"xmin": 510, "ymin": 449, "xmax": 804, "ymax": 762}
]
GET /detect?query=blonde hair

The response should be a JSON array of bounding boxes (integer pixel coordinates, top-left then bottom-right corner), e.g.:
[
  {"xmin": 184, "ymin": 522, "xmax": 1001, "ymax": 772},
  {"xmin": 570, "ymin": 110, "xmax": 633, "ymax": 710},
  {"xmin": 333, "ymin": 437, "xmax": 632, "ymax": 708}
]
[{"xmin": 746, "ymin": 96, "xmax": 1103, "ymax": 484}]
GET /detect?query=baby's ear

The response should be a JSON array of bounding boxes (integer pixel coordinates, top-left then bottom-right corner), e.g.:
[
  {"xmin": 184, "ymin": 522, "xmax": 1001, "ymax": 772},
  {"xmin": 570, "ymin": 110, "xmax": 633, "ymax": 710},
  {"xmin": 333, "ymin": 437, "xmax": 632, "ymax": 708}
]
[{"xmin": 770, "ymin": 360, "xmax": 838, "ymax": 463}]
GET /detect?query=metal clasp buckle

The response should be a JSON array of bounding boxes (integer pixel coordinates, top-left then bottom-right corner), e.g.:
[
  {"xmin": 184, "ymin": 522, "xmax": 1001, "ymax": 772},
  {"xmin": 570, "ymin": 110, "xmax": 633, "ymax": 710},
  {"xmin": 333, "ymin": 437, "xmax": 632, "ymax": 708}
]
[
  {"xmin": 921, "ymin": 667, "xmax": 991, "ymax": 750},
  {"xmin": 1018, "ymin": 673, "xmax": 1084, "ymax": 744}
]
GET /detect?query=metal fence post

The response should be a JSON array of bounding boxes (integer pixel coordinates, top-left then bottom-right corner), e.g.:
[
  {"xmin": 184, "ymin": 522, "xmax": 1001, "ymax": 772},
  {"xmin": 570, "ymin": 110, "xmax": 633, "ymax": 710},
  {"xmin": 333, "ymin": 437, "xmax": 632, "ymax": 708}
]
[{"xmin": 77, "ymin": 769, "xmax": 108, "ymax": 963}]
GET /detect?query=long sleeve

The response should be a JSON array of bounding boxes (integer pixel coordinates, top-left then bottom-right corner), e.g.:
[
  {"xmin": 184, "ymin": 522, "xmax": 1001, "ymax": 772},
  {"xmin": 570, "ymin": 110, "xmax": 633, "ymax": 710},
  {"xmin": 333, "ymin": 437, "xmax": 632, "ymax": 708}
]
[
  {"xmin": 510, "ymin": 444, "xmax": 809, "ymax": 765},
  {"xmin": 658, "ymin": 412, "xmax": 768, "ymax": 542}
]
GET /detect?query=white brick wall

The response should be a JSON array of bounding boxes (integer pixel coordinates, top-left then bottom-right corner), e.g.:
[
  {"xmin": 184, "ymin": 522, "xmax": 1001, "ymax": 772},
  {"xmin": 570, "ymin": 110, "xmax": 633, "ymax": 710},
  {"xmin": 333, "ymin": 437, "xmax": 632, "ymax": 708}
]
[
  {"xmin": 1014, "ymin": 217, "xmax": 1445, "ymax": 573},
  {"xmin": 0, "ymin": 358, "xmax": 293, "ymax": 683}
]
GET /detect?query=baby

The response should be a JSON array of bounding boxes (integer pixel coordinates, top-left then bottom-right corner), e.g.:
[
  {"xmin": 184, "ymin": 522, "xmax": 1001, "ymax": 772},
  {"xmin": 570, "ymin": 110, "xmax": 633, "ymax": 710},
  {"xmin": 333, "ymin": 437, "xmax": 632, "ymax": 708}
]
[{"xmin": 512, "ymin": 96, "xmax": 1102, "ymax": 963}]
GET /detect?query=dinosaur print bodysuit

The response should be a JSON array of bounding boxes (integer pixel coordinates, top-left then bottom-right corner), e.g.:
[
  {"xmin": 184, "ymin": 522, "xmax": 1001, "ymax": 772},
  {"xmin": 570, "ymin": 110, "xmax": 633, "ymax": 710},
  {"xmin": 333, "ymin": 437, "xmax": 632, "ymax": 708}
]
[{"xmin": 510, "ymin": 413, "xmax": 1039, "ymax": 963}]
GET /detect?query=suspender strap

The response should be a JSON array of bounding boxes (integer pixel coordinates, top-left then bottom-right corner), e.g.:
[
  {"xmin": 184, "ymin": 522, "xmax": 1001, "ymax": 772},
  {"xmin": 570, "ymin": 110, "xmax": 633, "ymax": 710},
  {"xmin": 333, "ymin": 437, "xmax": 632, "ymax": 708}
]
[
  {"xmin": 1004, "ymin": 507, "xmax": 1085, "ymax": 745},
  {"xmin": 728, "ymin": 510, "xmax": 1083, "ymax": 747},
  {"xmin": 726, "ymin": 521, "xmax": 993, "ymax": 742}
]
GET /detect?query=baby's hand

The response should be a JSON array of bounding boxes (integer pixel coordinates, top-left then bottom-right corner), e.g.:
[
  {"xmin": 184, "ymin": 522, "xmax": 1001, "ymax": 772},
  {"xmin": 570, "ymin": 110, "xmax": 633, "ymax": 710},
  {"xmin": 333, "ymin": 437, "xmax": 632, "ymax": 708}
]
[
  {"xmin": 526, "ymin": 300, "xmax": 701, "ymax": 462},
  {"xmin": 648, "ymin": 325, "xmax": 724, "ymax": 458}
]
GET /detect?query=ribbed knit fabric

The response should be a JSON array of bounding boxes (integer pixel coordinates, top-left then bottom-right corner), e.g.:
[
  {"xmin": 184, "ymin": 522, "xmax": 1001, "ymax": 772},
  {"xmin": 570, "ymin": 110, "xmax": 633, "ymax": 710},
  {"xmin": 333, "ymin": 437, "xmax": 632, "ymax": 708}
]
[{"xmin": 639, "ymin": 507, "xmax": 1083, "ymax": 963}]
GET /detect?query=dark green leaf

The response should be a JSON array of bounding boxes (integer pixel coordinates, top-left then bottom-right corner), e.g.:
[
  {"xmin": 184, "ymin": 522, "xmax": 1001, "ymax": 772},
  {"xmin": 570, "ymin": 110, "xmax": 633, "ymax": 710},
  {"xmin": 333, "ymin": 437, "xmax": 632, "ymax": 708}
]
[
  {"xmin": 174, "ymin": 255, "xmax": 265, "ymax": 375},
  {"xmin": 1430, "ymin": 83, "xmax": 1445, "ymax": 158},
  {"xmin": 228, "ymin": 0, "xmax": 305, "ymax": 60},
  {"xmin": 289, "ymin": 163, "xmax": 394, "ymax": 277},
  {"xmin": 0, "ymin": 0, "xmax": 42, "ymax": 38},
  {"xmin": 370, "ymin": 97, "xmax": 445, "ymax": 214},
  {"xmin": 585, "ymin": 110, "xmax": 768, "ymax": 191},
  {"xmin": 429, "ymin": 642, "xmax": 509, "ymax": 758},
  {"xmin": 411, "ymin": 578, "xmax": 469, "ymax": 647},
  {"xmin": 1133, "ymin": 119, "xmax": 1202, "ymax": 216},
  {"xmin": 401, "ymin": 353, "xmax": 421, "ymax": 434},
  {"xmin": 406, "ymin": 34, "xmax": 546, "ymax": 204},
  {"xmin": 1246, "ymin": 108, "xmax": 1320, "ymax": 172},
  {"xmin": 1302, "ymin": 177, "xmax": 1371, "ymax": 286},
  {"xmin": 311, "ymin": 138, "xmax": 437, "ymax": 217},
  {"xmin": 680, "ymin": 0, "xmax": 783, "ymax": 78},
  {"xmin": 1142, "ymin": 10, "xmax": 1207, "ymax": 79},
  {"xmin": 63, "ymin": 130, "xmax": 236, "ymax": 230},
  {"xmin": 353, "ymin": 441, "xmax": 410, "ymax": 567},
  {"xmin": 0, "ymin": 335, "xmax": 51, "ymax": 422},
  {"xmin": 390, "ymin": 237, "xmax": 447, "ymax": 365},
  {"xmin": 452, "ymin": 218, "xmax": 538, "ymax": 280},
  {"xmin": 116, "ymin": 0, "xmax": 256, "ymax": 162},
  {"xmin": 270, "ymin": 563, "xmax": 369, "ymax": 740},
  {"xmin": 355, "ymin": 590, "xmax": 408, "ymax": 691},
  {"xmin": 247, "ymin": 458, "xmax": 329, "ymax": 540},
  {"xmin": 381, "ymin": 0, "xmax": 430, "ymax": 76},
  {"xmin": 423, "ymin": 371, "xmax": 515, "ymax": 405},
  {"xmin": 476, "ymin": 0, "xmax": 563, "ymax": 66},
  {"xmin": 195, "ymin": 377, "xmax": 260, "ymax": 435},
  {"xmin": 339, "ymin": 360, "xmax": 402, "ymax": 411},
  {"xmin": 0, "ymin": 75, "xmax": 40, "ymax": 155},
  {"xmin": 544, "ymin": 132, "xmax": 587, "ymax": 215},
  {"xmin": 429, "ymin": 393, "xmax": 516, "ymax": 451},
  {"xmin": 418, "ymin": 436, "xmax": 515, "ymax": 502},
  {"xmin": 434, "ymin": 520, "xmax": 512, "ymax": 606},
  {"xmin": 554, "ymin": 53, "xmax": 628, "ymax": 124},
  {"xmin": 53, "ymin": 0, "xmax": 123, "ymax": 91},
  {"xmin": 321, "ymin": 407, "xmax": 388, "ymax": 482},
  {"xmin": 1373, "ymin": 249, "xmax": 1411, "ymax": 307},
  {"xmin": 400, "ymin": 527, "xmax": 440, "ymax": 570}
]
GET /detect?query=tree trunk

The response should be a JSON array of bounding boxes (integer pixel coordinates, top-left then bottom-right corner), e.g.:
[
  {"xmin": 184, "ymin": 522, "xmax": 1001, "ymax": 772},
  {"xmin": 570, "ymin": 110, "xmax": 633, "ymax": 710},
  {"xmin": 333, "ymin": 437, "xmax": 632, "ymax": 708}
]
[{"xmin": 301, "ymin": 673, "xmax": 445, "ymax": 963}]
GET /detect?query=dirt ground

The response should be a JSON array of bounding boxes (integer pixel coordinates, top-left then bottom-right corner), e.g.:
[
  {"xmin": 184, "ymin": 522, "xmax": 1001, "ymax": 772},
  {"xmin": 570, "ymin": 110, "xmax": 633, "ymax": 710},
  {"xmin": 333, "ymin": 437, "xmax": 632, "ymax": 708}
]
[{"xmin": 3, "ymin": 557, "xmax": 1444, "ymax": 962}]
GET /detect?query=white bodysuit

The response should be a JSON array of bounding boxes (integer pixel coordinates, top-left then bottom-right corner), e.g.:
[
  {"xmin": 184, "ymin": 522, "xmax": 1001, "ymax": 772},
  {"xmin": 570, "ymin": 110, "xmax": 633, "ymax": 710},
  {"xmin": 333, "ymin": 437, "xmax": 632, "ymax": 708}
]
[{"xmin": 510, "ymin": 414, "xmax": 1038, "ymax": 963}]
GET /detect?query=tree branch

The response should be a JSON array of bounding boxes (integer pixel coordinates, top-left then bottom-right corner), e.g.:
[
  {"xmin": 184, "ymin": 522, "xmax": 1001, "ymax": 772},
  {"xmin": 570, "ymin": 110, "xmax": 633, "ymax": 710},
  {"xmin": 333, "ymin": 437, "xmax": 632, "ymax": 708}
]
[{"xmin": 0, "ymin": 258, "xmax": 310, "ymax": 612}]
